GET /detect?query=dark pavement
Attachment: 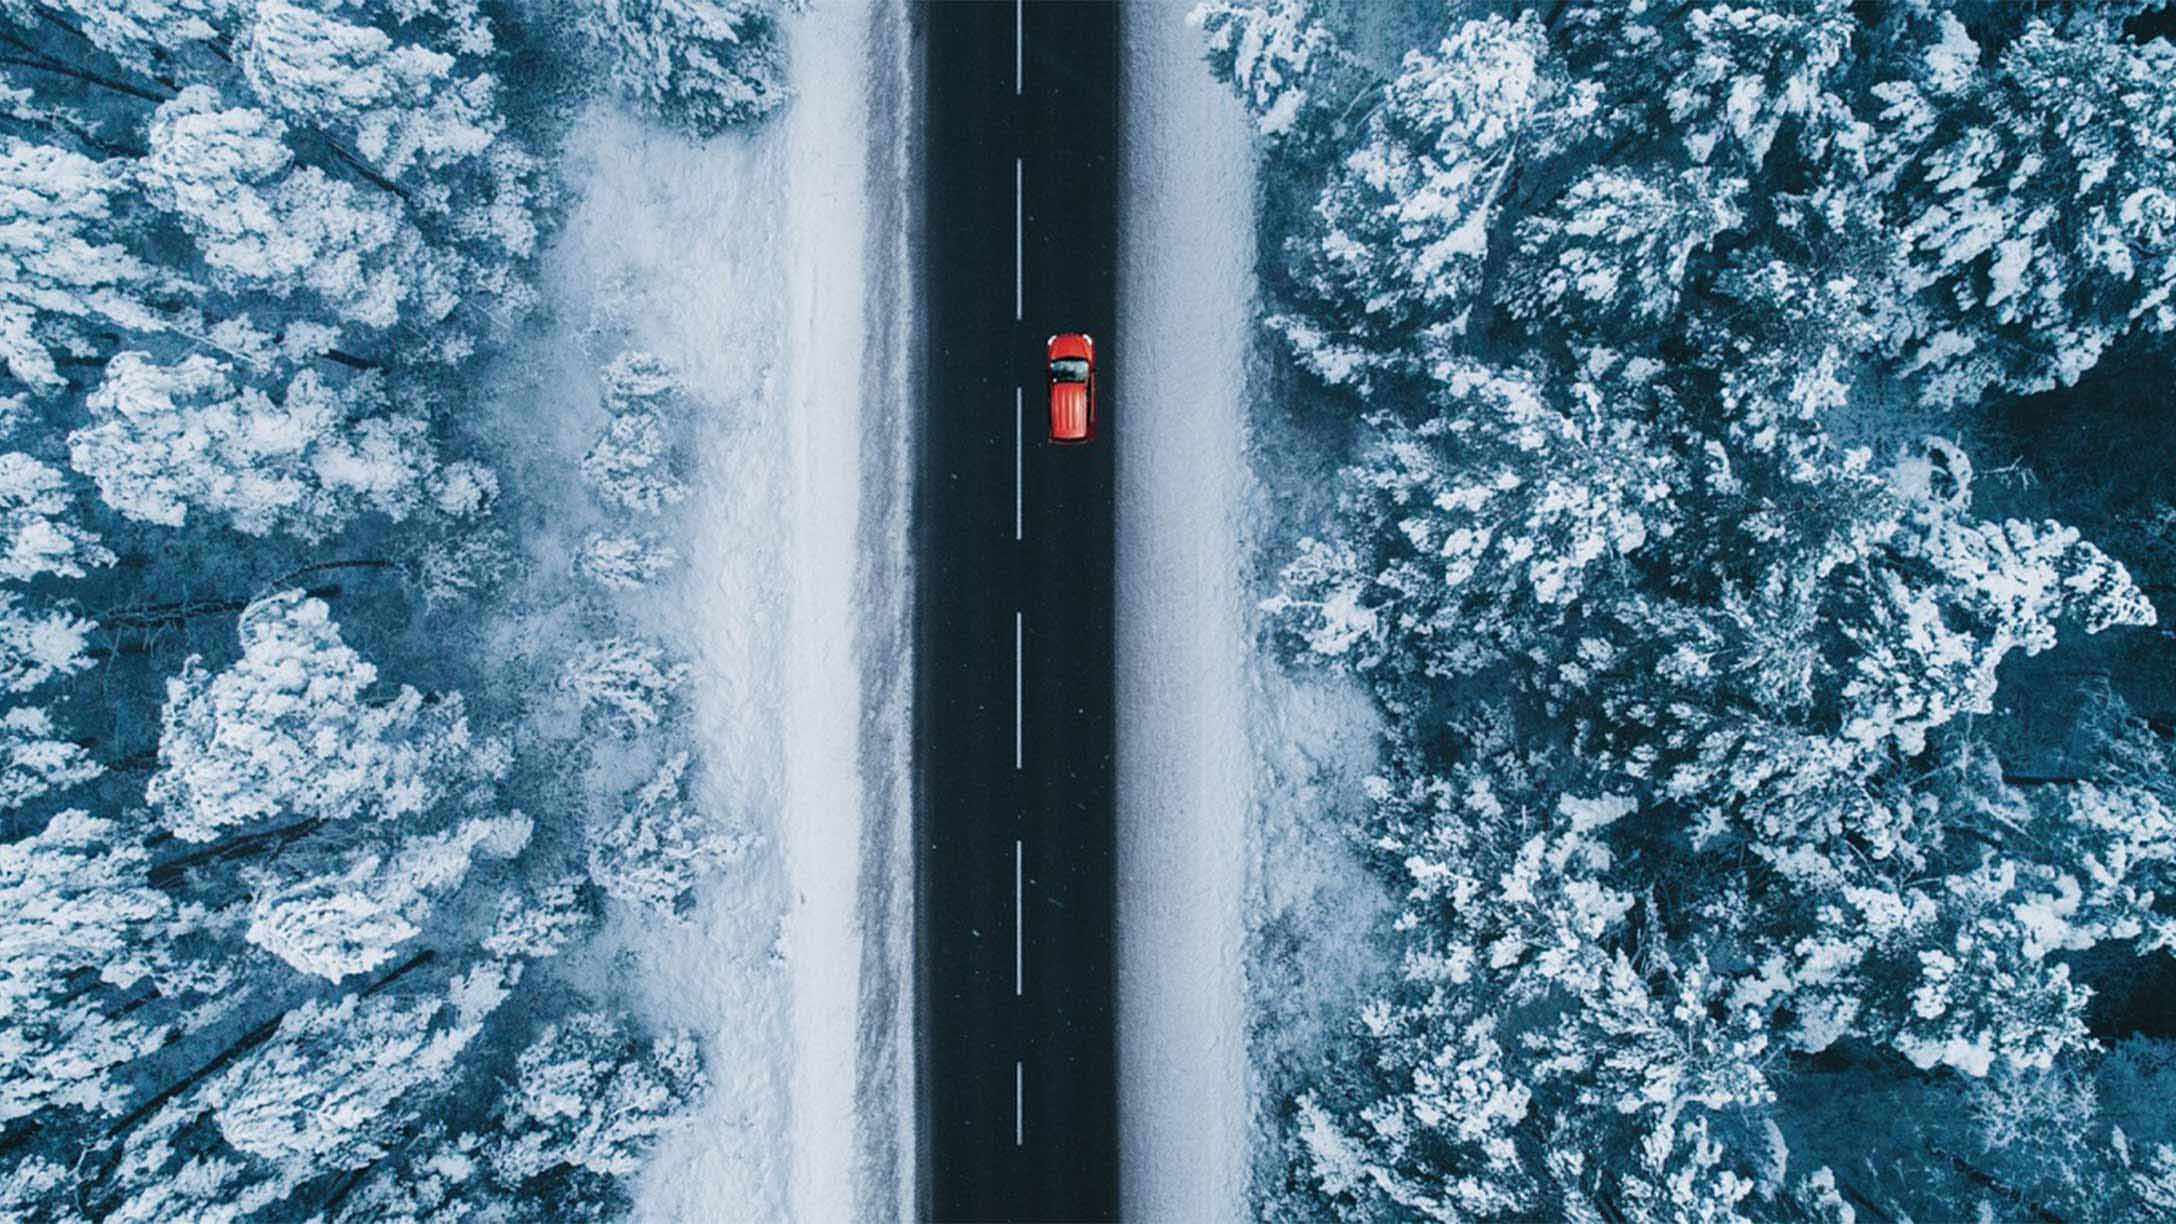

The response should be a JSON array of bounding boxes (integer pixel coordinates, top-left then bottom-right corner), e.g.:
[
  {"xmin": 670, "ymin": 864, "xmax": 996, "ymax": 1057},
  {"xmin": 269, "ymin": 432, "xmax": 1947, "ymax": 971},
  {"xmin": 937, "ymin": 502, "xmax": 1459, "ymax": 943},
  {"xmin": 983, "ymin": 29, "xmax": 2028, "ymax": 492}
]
[{"xmin": 916, "ymin": 2, "xmax": 1121, "ymax": 1221}]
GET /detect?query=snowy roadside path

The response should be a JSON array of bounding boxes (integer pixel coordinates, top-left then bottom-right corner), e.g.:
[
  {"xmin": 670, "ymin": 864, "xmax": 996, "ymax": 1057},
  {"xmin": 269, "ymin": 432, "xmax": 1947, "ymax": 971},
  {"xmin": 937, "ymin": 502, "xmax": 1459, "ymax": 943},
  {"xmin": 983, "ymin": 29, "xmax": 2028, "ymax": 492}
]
[
  {"xmin": 540, "ymin": 3, "xmax": 916, "ymax": 1220},
  {"xmin": 1115, "ymin": 7, "xmax": 1258, "ymax": 1221},
  {"xmin": 780, "ymin": 1, "xmax": 918, "ymax": 1221}
]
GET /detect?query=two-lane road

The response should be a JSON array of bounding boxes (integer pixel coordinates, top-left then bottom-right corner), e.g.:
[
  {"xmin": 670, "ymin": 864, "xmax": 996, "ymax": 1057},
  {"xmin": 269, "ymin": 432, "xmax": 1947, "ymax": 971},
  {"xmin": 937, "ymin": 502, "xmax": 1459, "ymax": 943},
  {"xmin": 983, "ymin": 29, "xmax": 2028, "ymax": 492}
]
[{"xmin": 917, "ymin": 2, "xmax": 1120, "ymax": 1221}]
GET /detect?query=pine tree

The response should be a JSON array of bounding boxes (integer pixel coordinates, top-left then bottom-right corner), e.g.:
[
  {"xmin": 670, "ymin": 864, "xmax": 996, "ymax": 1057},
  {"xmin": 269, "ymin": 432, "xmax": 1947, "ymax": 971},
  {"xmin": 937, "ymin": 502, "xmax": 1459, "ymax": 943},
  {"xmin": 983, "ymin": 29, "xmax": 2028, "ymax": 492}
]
[
  {"xmin": 1868, "ymin": 16, "xmax": 2176, "ymax": 407},
  {"xmin": 574, "ymin": 0, "xmax": 788, "ymax": 138},
  {"xmin": 0, "ymin": 136, "xmax": 172, "ymax": 395},
  {"xmin": 575, "ymin": 531, "xmax": 680, "ymax": 591},
  {"xmin": 1189, "ymin": 0, "xmax": 1358, "ymax": 143},
  {"xmin": 488, "ymin": 1010, "xmax": 705, "ymax": 1181},
  {"xmin": 580, "ymin": 409, "xmax": 687, "ymax": 515},
  {"xmin": 0, "ymin": 589, "xmax": 93, "ymax": 695},
  {"xmin": 146, "ymin": 590, "xmax": 492, "ymax": 843},
  {"xmin": 587, "ymin": 751, "xmax": 737, "ymax": 916},
  {"xmin": 244, "ymin": 812, "xmax": 530, "ymax": 981},
  {"xmin": 558, "ymin": 636, "xmax": 689, "ymax": 735},
  {"xmin": 203, "ymin": 962, "xmax": 512, "ymax": 1179},
  {"xmin": 0, "ymin": 452, "xmax": 113, "ymax": 581},
  {"xmin": 70, "ymin": 352, "xmax": 436, "ymax": 540},
  {"xmin": 1275, "ymin": 13, "xmax": 1565, "ymax": 390},
  {"xmin": 483, "ymin": 876, "xmax": 595, "ymax": 959},
  {"xmin": 0, "ymin": 704, "xmax": 101, "ymax": 811},
  {"xmin": 0, "ymin": 809, "xmax": 212, "ymax": 1123}
]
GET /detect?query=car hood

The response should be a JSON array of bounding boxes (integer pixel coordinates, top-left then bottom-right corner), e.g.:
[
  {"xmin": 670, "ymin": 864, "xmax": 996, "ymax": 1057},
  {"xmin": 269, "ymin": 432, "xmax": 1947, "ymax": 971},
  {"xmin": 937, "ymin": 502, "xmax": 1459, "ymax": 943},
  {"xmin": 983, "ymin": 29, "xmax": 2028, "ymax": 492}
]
[{"xmin": 1050, "ymin": 381, "xmax": 1089, "ymax": 439}]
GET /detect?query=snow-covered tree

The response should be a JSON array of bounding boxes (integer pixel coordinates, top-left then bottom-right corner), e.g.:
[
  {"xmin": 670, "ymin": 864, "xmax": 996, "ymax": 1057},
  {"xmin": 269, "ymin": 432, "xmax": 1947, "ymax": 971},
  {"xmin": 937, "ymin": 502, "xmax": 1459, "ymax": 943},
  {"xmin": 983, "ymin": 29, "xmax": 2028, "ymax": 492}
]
[
  {"xmin": 238, "ymin": 0, "xmax": 498, "ymax": 183},
  {"xmin": 147, "ymin": 589, "xmax": 494, "ymax": 842},
  {"xmin": 574, "ymin": 0, "xmax": 788, "ymax": 138},
  {"xmin": 11, "ymin": 0, "xmax": 235, "ymax": 76},
  {"xmin": 575, "ymin": 531, "xmax": 680, "ymax": 591},
  {"xmin": 0, "ymin": 137, "xmax": 171, "ymax": 394},
  {"xmin": 1867, "ymin": 16, "xmax": 2176, "ymax": 407},
  {"xmin": 1554, "ymin": 0, "xmax": 1860, "ymax": 174},
  {"xmin": 0, "ymin": 704, "xmax": 101, "ymax": 811},
  {"xmin": 0, "ymin": 809, "xmax": 213, "ymax": 1123},
  {"xmin": 429, "ymin": 458, "xmax": 500, "ymax": 519},
  {"xmin": 141, "ymin": 87, "xmax": 444, "ymax": 333},
  {"xmin": 580, "ymin": 408, "xmax": 687, "ymax": 514},
  {"xmin": 1275, "ymin": 13, "xmax": 1572, "ymax": 389},
  {"xmin": 484, "ymin": 876, "xmax": 595, "ymax": 959},
  {"xmin": 71, "ymin": 352, "xmax": 436, "ymax": 540},
  {"xmin": 1190, "ymin": 0, "xmax": 1358, "ymax": 143},
  {"xmin": 244, "ymin": 811, "xmax": 530, "ymax": 981},
  {"xmin": 1265, "ymin": 358, "xmax": 1682, "ymax": 678},
  {"xmin": 203, "ymin": 962, "xmax": 512, "ymax": 1179},
  {"xmin": 408, "ymin": 522, "xmax": 517, "ymax": 607},
  {"xmin": 600, "ymin": 349, "xmax": 682, "ymax": 414},
  {"xmin": 0, "ymin": 452, "xmax": 113, "ymax": 581},
  {"xmin": 587, "ymin": 751, "xmax": 737, "ymax": 916},
  {"xmin": 0, "ymin": 589, "xmax": 93, "ymax": 694},
  {"xmin": 489, "ymin": 1010, "xmax": 705, "ymax": 1181},
  {"xmin": 559, "ymin": 636, "xmax": 689, "ymax": 735},
  {"xmin": 1506, "ymin": 167, "xmax": 1745, "ymax": 338}
]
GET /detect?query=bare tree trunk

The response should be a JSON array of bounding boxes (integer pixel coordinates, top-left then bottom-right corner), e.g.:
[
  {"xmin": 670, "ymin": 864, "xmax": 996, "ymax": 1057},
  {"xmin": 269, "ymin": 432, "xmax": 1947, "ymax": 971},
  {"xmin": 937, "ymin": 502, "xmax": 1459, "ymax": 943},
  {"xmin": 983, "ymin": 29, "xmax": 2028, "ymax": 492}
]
[
  {"xmin": 147, "ymin": 817, "xmax": 324, "ymax": 888},
  {"xmin": 101, "ymin": 949, "xmax": 435, "ymax": 1142}
]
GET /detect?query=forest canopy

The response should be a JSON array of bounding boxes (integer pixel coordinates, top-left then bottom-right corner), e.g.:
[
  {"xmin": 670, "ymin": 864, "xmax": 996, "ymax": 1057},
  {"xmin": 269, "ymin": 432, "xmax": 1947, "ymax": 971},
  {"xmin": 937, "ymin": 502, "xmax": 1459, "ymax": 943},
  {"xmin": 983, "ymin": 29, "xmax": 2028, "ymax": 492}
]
[
  {"xmin": 1206, "ymin": 1, "xmax": 2176, "ymax": 1219},
  {"xmin": 0, "ymin": 0, "xmax": 791, "ymax": 1218}
]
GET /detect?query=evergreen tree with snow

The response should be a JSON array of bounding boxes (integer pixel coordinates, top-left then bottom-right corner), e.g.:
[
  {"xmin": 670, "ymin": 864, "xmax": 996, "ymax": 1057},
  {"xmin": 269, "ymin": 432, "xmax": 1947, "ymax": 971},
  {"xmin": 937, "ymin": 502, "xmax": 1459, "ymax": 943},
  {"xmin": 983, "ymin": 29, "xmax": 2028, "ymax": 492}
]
[
  {"xmin": 574, "ymin": 0, "xmax": 789, "ymax": 138},
  {"xmin": 0, "ymin": 704, "xmax": 101, "ymax": 812},
  {"xmin": 70, "ymin": 352, "xmax": 436, "ymax": 540},
  {"xmin": 488, "ymin": 1009, "xmax": 705, "ymax": 1181},
  {"xmin": 0, "ymin": 808, "xmax": 223, "ymax": 1125},
  {"xmin": 559, "ymin": 635, "xmax": 689, "ymax": 735},
  {"xmin": 1866, "ymin": 13, "xmax": 2176, "ymax": 407},
  {"xmin": 1275, "ymin": 12, "xmax": 1570, "ymax": 391},
  {"xmin": 575, "ymin": 530, "xmax": 681, "ymax": 591},
  {"xmin": 1190, "ymin": 0, "xmax": 1360, "ymax": 144},
  {"xmin": 0, "ymin": 452, "xmax": 112, "ymax": 581},
  {"xmin": 581, "ymin": 407, "xmax": 688, "ymax": 515},
  {"xmin": 147, "ymin": 589, "xmax": 493, "ymax": 844},
  {"xmin": 587, "ymin": 750, "xmax": 737, "ymax": 916},
  {"xmin": 0, "ymin": 589, "xmax": 93, "ymax": 695}
]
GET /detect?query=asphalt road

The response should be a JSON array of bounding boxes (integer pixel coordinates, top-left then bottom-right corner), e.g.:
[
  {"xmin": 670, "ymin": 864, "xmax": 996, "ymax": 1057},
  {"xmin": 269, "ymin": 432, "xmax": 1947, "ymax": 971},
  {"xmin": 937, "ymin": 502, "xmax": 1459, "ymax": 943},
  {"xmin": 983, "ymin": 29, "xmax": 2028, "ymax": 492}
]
[{"xmin": 916, "ymin": 2, "xmax": 1120, "ymax": 1220}]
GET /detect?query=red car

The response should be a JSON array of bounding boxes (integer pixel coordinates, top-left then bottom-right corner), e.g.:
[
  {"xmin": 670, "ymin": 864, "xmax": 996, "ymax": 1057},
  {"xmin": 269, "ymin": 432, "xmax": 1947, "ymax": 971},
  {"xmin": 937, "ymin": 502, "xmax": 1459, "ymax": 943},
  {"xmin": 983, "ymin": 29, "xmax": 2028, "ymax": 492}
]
[{"xmin": 1046, "ymin": 333, "xmax": 1096, "ymax": 444}]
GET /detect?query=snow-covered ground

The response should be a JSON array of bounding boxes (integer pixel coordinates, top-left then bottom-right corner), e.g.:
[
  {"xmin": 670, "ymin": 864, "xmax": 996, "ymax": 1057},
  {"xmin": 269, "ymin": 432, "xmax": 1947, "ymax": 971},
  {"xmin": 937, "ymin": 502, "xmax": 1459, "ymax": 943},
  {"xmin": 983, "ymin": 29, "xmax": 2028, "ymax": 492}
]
[
  {"xmin": 523, "ymin": 3, "xmax": 917, "ymax": 1220},
  {"xmin": 1114, "ymin": 9, "xmax": 1258, "ymax": 1220}
]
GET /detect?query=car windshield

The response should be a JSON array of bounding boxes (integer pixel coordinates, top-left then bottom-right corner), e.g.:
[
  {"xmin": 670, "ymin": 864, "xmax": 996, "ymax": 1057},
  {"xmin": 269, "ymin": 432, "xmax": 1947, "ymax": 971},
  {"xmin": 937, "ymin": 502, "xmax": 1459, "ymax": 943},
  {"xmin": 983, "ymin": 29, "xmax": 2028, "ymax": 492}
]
[{"xmin": 1050, "ymin": 357, "xmax": 1090, "ymax": 383}]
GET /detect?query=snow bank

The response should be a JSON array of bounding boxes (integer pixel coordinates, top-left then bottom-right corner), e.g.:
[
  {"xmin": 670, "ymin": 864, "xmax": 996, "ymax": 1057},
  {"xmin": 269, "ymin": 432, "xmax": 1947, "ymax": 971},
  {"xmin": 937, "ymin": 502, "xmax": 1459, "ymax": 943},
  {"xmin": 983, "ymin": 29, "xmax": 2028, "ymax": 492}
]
[
  {"xmin": 1115, "ymin": 8, "xmax": 1259, "ymax": 1219},
  {"xmin": 530, "ymin": 2, "xmax": 917, "ymax": 1219}
]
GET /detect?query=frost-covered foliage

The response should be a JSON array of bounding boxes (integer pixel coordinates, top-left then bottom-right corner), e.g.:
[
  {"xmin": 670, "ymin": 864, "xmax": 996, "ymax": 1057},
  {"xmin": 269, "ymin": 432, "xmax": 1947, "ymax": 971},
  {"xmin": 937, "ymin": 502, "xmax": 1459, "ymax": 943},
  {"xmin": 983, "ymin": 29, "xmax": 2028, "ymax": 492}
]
[
  {"xmin": 0, "ymin": 706, "xmax": 100, "ymax": 812},
  {"xmin": 576, "ymin": 530, "xmax": 681, "ymax": 590},
  {"xmin": 560, "ymin": 635, "xmax": 689, "ymax": 735},
  {"xmin": 71, "ymin": 353, "xmax": 434, "ymax": 539},
  {"xmin": 581, "ymin": 352, "xmax": 693, "ymax": 516},
  {"xmin": 588, "ymin": 750, "xmax": 739, "ymax": 916},
  {"xmin": 0, "ymin": 0, "xmax": 730, "ymax": 1214},
  {"xmin": 582, "ymin": 409, "xmax": 689, "ymax": 514},
  {"xmin": 0, "ymin": 808, "xmax": 217, "ymax": 1123},
  {"xmin": 575, "ymin": 0, "xmax": 789, "ymax": 138},
  {"xmin": 491, "ymin": 1010, "xmax": 705, "ymax": 1179},
  {"xmin": 484, "ymin": 875, "xmax": 595, "ymax": 958},
  {"xmin": 148, "ymin": 590, "xmax": 489, "ymax": 842},
  {"xmin": 1189, "ymin": 0, "xmax": 1358, "ymax": 143},
  {"xmin": 0, "ymin": 453, "xmax": 112, "ymax": 581},
  {"xmin": 1216, "ymin": 0, "xmax": 2176, "ymax": 1218},
  {"xmin": 1272, "ymin": 12, "xmax": 1579, "ymax": 391}
]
